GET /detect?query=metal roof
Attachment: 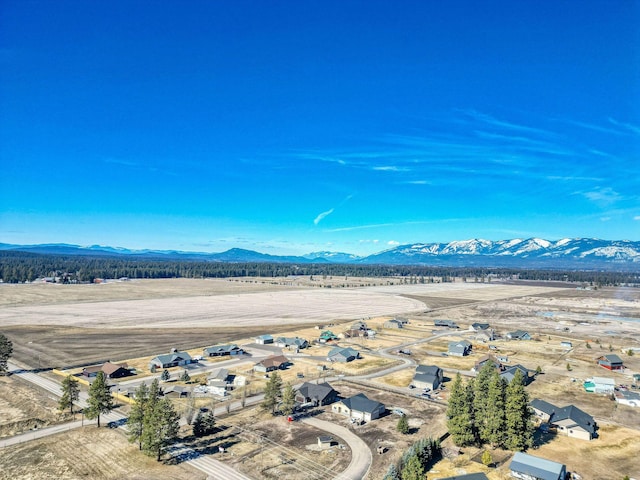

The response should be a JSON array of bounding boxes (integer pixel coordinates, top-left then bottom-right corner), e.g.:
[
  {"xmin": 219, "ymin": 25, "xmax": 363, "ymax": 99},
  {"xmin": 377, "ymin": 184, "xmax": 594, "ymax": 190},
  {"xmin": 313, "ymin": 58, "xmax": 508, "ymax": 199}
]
[{"xmin": 509, "ymin": 452, "xmax": 565, "ymax": 480}]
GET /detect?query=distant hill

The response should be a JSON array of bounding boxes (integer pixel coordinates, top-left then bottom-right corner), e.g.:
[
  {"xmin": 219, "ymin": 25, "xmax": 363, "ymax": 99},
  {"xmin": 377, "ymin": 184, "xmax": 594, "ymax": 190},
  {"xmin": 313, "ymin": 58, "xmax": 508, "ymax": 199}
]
[{"xmin": 1, "ymin": 237, "xmax": 639, "ymax": 270}]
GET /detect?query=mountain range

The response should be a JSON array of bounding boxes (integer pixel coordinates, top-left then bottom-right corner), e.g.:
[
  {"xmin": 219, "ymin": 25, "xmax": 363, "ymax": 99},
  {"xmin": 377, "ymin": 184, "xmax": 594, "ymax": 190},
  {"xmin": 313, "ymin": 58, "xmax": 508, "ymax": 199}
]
[{"xmin": 1, "ymin": 238, "xmax": 639, "ymax": 270}]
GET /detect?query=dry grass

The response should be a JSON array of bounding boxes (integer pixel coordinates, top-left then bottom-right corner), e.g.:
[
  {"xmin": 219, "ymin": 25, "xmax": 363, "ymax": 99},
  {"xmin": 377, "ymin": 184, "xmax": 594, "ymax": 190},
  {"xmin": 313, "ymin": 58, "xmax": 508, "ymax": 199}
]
[{"xmin": 0, "ymin": 426, "xmax": 205, "ymax": 480}]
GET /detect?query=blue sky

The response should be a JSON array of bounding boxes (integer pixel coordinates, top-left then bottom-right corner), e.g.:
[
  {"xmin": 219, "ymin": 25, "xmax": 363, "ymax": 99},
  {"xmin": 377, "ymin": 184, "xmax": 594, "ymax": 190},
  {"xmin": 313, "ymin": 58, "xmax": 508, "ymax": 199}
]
[{"xmin": 1, "ymin": 1, "xmax": 639, "ymax": 256}]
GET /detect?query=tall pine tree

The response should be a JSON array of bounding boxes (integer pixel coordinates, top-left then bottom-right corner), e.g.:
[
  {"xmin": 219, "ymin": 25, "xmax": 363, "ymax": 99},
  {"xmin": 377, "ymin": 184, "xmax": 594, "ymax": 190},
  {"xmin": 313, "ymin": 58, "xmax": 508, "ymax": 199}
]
[
  {"xmin": 127, "ymin": 382, "xmax": 151, "ymax": 450},
  {"xmin": 261, "ymin": 371, "xmax": 283, "ymax": 414},
  {"xmin": 446, "ymin": 373, "xmax": 475, "ymax": 446},
  {"xmin": 504, "ymin": 369, "xmax": 534, "ymax": 451},
  {"xmin": 58, "ymin": 375, "xmax": 80, "ymax": 415},
  {"xmin": 473, "ymin": 361, "xmax": 496, "ymax": 444},
  {"xmin": 485, "ymin": 372, "xmax": 507, "ymax": 447},
  {"xmin": 141, "ymin": 397, "xmax": 180, "ymax": 461},
  {"xmin": 85, "ymin": 371, "xmax": 114, "ymax": 427}
]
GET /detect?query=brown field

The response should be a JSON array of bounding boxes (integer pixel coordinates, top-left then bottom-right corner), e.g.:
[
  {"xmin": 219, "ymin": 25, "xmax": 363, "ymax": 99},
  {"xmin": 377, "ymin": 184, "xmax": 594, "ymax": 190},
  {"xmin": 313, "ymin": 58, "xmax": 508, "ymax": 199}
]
[
  {"xmin": 0, "ymin": 376, "xmax": 70, "ymax": 438},
  {"xmin": 0, "ymin": 426, "xmax": 205, "ymax": 480}
]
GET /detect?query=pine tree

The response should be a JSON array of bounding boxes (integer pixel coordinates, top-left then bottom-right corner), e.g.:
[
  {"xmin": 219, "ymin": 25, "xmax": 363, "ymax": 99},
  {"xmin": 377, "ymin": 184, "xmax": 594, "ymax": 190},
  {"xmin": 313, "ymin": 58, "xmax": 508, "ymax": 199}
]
[
  {"xmin": 84, "ymin": 371, "xmax": 114, "ymax": 427},
  {"xmin": 58, "ymin": 375, "xmax": 80, "ymax": 415},
  {"xmin": 180, "ymin": 370, "xmax": 190, "ymax": 383},
  {"xmin": 192, "ymin": 410, "xmax": 215, "ymax": 437},
  {"xmin": 261, "ymin": 371, "xmax": 283, "ymax": 414},
  {"xmin": 397, "ymin": 414, "xmax": 409, "ymax": 434},
  {"xmin": 141, "ymin": 397, "xmax": 180, "ymax": 461},
  {"xmin": 383, "ymin": 464, "xmax": 401, "ymax": 480},
  {"xmin": 401, "ymin": 452, "xmax": 425, "ymax": 480},
  {"xmin": 485, "ymin": 372, "xmax": 507, "ymax": 447},
  {"xmin": 192, "ymin": 411, "xmax": 205, "ymax": 437},
  {"xmin": 473, "ymin": 362, "xmax": 495, "ymax": 444},
  {"xmin": 281, "ymin": 383, "xmax": 296, "ymax": 416},
  {"xmin": 0, "ymin": 334, "xmax": 13, "ymax": 375},
  {"xmin": 161, "ymin": 369, "xmax": 170, "ymax": 381},
  {"xmin": 446, "ymin": 373, "xmax": 475, "ymax": 446},
  {"xmin": 504, "ymin": 369, "xmax": 534, "ymax": 451},
  {"xmin": 127, "ymin": 382, "xmax": 150, "ymax": 450}
]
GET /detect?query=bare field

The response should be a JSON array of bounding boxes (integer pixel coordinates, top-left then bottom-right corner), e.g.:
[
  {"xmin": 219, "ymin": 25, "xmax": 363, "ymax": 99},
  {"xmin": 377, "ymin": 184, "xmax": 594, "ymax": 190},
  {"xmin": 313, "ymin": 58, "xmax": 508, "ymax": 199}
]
[
  {"xmin": 0, "ymin": 376, "xmax": 69, "ymax": 438},
  {"xmin": 0, "ymin": 426, "xmax": 205, "ymax": 480}
]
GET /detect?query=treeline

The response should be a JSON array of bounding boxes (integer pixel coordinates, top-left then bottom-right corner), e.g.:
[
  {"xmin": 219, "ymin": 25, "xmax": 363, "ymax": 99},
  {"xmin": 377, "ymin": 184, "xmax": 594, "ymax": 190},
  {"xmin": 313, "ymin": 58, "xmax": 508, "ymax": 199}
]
[{"xmin": 0, "ymin": 250, "xmax": 638, "ymax": 285}]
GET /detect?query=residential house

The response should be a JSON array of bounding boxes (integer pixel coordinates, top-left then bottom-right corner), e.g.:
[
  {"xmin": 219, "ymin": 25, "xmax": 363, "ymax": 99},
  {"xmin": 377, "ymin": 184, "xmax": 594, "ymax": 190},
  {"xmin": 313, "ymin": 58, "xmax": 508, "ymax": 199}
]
[
  {"xmin": 500, "ymin": 365, "xmax": 533, "ymax": 385},
  {"xmin": 331, "ymin": 393, "xmax": 385, "ymax": 422},
  {"xmin": 597, "ymin": 354, "xmax": 624, "ymax": 371},
  {"xmin": 82, "ymin": 361, "xmax": 132, "ymax": 379},
  {"xmin": 497, "ymin": 355, "xmax": 509, "ymax": 363},
  {"xmin": 474, "ymin": 330, "xmax": 495, "ymax": 342},
  {"xmin": 507, "ymin": 330, "xmax": 532, "ymax": 341},
  {"xmin": 509, "ymin": 452, "xmax": 566, "ymax": 480},
  {"xmin": 149, "ymin": 350, "xmax": 193, "ymax": 370},
  {"xmin": 274, "ymin": 337, "xmax": 309, "ymax": 350},
  {"xmin": 319, "ymin": 330, "xmax": 338, "ymax": 343},
  {"xmin": 615, "ymin": 390, "xmax": 640, "ymax": 408},
  {"xmin": 327, "ymin": 347, "xmax": 360, "ymax": 363},
  {"xmin": 448, "ymin": 340, "xmax": 472, "ymax": 357},
  {"xmin": 343, "ymin": 329, "xmax": 368, "ymax": 338},
  {"xmin": 295, "ymin": 382, "xmax": 339, "ymax": 406},
  {"xmin": 530, "ymin": 399, "xmax": 557, "ymax": 423},
  {"xmin": 394, "ymin": 317, "xmax": 409, "ymax": 325},
  {"xmin": 470, "ymin": 322, "xmax": 490, "ymax": 331},
  {"xmin": 436, "ymin": 474, "xmax": 489, "ymax": 480},
  {"xmin": 435, "ymin": 319, "xmax": 458, "ymax": 328},
  {"xmin": 413, "ymin": 365, "xmax": 443, "ymax": 391},
  {"xmin": 530, "ymin": 399, "xmax": 597, "ymax": 440},
  {"xmin": 207, "ymin": 367, "xmax": 230, "ymax": 384},
  {"xmin": 384, "ymin": 319, "xmax": 403, "ymax": 329},
  {"xmin": 551, "ymin": 404, "xmax": 597, "ymax": 440},
  {"xmin": 203, "ymin": 344, "xmax": 245, "ymax": 357},
  {"xmin": 472, "ymin": 355, "xmax": 503, "ymax": 372},
  {"xmin": 255, "ymin": 334, "xmax": 274, "ymax": 345},
  {"xmin": 254, "ymin": 355, "xmax": 291, "ymax": 373},
  {"xmin": 162, "ymin": 385, "xmax": 190, "ymax": 398},
  {"xmin": 351, "ymin": 321, "xmax": 368, "ymax": 331}
]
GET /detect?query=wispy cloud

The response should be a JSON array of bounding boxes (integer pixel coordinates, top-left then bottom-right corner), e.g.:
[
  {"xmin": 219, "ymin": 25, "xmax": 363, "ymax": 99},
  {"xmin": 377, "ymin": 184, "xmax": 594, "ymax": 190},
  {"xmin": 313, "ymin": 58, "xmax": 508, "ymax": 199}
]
[
  {"xmin": 313, "ymin": 194, "xmax": 354, "ymax": 226},
  {"xmin": 313, "ymin": 208, "xmax": 334, "ymax": 225},
  {"xmin": 576, "ymin": 187, "xmax": 621, "ymax": 206},
  {"xmin": 372, "ymin": 165, "xmax": 410, "ymax": 172},
  {"xmin": 608, "ymin": 118, "xmax": 640, "ymax": 135},
  {"xmin": 634, "ymin": 216, "xmax": 640, "ymax": 221},
  {"xmin": 387, "ymin": 240, "xmax": 400, "ymax": 246}
]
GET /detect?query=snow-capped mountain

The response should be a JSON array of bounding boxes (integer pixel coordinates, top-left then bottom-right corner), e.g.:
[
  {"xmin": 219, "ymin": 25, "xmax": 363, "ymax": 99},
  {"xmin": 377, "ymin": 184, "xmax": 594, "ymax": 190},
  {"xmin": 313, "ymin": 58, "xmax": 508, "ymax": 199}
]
[
  {"xmin": 360, "ymin": 238, "xmax": 640, "ymax": 268},
  {"xmin": 1, "ymin": 238, "xmax": 639, "ymax": 269}
]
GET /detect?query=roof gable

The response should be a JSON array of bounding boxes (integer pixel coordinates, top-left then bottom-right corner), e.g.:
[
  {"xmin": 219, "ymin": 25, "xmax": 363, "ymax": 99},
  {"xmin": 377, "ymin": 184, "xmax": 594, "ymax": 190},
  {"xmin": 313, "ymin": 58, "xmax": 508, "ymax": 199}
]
[
  {"xmin": 341, "ymin": 393, "xmax": 384, "ymax": 414},
  {"xmin": 510, "ymin": 452, "xmax": 565, "ymax": 480}
]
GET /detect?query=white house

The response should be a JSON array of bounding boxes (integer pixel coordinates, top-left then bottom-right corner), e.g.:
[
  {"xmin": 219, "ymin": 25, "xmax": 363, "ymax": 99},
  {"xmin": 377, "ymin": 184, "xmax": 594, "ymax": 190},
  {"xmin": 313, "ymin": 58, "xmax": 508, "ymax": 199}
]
[
  {"xmin": 591, "ymin": 376, "xmax": 615, "ymax": 394},
  {"xmin": 615, "ymin": 390, "xmax": 640, "ymax": 407},
  {"xmin": 331, "ymin": 393, "xmax": 385, "ymax": 422}
]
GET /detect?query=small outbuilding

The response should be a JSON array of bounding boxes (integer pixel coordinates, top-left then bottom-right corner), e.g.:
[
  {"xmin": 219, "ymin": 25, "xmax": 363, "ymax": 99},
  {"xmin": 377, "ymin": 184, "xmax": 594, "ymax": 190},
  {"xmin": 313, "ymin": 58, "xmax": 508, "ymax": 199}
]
[
  {"xmin": 384, "ymin": 319, "xmax": 403, "ymax": 329},
  {"xmin": 255, "ymin": 334, "xmax": 274, "ymax": 345}
]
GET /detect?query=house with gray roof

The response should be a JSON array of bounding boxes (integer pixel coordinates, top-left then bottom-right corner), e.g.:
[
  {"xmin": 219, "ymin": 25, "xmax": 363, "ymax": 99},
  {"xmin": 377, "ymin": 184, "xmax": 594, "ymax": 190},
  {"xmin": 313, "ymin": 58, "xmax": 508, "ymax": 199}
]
[
  {"xmin": 509, "ymin": 452, "xmax": 566, "ymax": 480},
  {"xmin": 500, "ymin": 364, "xmax": 533, "ymax": 385},
  {"xmin": 295, "ymin": 382, "xmax": 339, "ymax": 406},
  {"xmin": 615, "ymin": 390, "xmax": 640, "ymax": 408},
  {"xmin": 413, "ymin": 365, "xmax": 443, "ymax": 391},
  {"xmin": 435, "ymin": 319, "xmax": 458, "ymax": 328},
  {"xmin": 530, "ymin": 398, "xmax": 597, "ymax": 440},
  {"xmin": 203, "ymin": 344, "xmax": 245, "ymax": 357},
  {"xmin": 530, "ymin": 398, "xmax": 557, "ymax": 423},
  {"xmin": 331, "ymin": 393, "xmax": 385, "ymax": 422},
  {"xmin": 470, "ymin": 322, "xmax": 490, "ymax": 331},
  {"xmin": 436, "ymin": 474, "xmax": 488, "ymax": 480},
  {"xmin": 255, "ymin": 334, "xmax": 274, "ymax": 345},
  {"xmin": 448, "ymin": 340, "xmax": 472, "ymax": 357},
  {"xmin": 275, "ymin": 337, "xmax": 309, "ymax": 350},
  {"xmin": 327, "ymin": 347, "xmax": 360, "ymax": 363},
  {"xmin": 597, "ymin": 354, "xmax": 624, "ymax": 371},
  {"xmin": 507, "ymin": 330, "xmax": 532, "ymax": 341},
  {"xmin": 149, "ymin": 350, "xmax": 193, "ymax": 370}
]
